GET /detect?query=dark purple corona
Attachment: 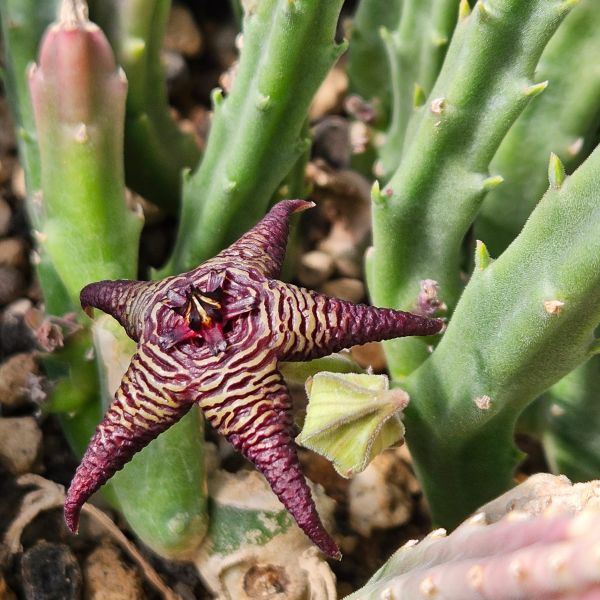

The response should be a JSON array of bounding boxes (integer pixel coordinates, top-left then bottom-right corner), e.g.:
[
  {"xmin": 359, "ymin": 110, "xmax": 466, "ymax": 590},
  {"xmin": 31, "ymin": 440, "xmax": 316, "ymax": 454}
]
[{"xmin": 65, "ymin": 200, "xmax": 443, "ymax": 559}]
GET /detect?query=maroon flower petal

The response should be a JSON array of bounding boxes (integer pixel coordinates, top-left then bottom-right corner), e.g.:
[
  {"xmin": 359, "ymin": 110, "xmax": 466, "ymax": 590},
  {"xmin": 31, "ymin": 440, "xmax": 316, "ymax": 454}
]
[{"xmin": 67, "ymin": 200, "xmax": 443, "ymax": 559}]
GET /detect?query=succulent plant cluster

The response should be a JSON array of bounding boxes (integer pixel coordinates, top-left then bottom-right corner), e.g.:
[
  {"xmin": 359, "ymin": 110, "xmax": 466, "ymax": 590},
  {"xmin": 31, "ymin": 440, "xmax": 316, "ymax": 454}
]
[{"xmin": 2, "ymin": 0, "xmax": 600, "ymax": 596}]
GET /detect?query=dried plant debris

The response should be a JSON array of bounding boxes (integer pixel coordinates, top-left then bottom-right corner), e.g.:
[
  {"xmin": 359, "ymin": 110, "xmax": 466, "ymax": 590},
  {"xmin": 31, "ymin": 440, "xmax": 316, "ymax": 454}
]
[
  {"xmin": 2, "ymin": 475, "xmax": 178, "ymax": 600},
  {"xmin": 195, "ymin": 469, "xmax": 337, "ymax": 600}
]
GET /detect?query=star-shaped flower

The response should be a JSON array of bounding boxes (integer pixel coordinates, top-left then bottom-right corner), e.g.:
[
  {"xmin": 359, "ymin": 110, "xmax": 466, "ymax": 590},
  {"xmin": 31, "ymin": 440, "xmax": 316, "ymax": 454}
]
[{"xmin": 64, "ymin": 200, "xmax": 443, "ymax": 559}]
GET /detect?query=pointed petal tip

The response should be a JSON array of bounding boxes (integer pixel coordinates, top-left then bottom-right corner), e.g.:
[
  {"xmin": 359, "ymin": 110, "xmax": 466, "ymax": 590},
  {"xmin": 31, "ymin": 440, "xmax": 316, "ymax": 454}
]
[
  {"xmin": 318, "ymin": 535, "xmax": 342, "ymax": 560},
  {"xmin": 79, "ymin": 281, "xmax": 105, "ymax": 311},
  {"xmin": 432, "ymin": 317, "xmax": 446, "ymax": 334},
  {"xmin": 63, "ymin": 497, "xmax": 81, "ymax": 534},
  {"xmin": 410, "ymin": 314, "xmax": 445, "ymax": 336},
  {"xmin": 281, "ymin": 199, "xmax": 315, "ymax": 213}
]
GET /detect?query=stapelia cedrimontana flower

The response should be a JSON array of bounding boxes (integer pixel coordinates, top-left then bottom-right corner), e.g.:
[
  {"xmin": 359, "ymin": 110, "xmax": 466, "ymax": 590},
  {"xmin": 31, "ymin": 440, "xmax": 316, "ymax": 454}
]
[{"xmin": 64, "ymin": 200, "xmax": 443, "ymax": 559}]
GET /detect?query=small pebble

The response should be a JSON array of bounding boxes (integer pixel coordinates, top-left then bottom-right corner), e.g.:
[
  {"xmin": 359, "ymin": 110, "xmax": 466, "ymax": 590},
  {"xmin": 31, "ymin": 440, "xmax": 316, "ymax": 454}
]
[
  {"xmin": 21, "ymin": 542, "xmax": 82, "ymax": 600},
  {"xmin": 84, "ymin": 543, "xmax": 145, "ymax": 600},
  {"xmin": 0, "ymin": 573, "xmax": 16, "ymax": 600},
  {"xmin": 312, "ymin": 116, "xmax": 351, "ymax": 169},
  {"xmin": 163, "ymin": 49, "xmax": 190, "ymax": 95},
  {"xmin": 11, "ymin": 166, "xmax": 26, "ymax": 201},
  {"xmin": 164, "ymin": 4, "xmax": 203, "ymax": 57},
  {"xmin": 0, "ymin": 196, "xmax": 11, "ymax": 237},
  {"xmin": 351, "ymin": 341, "xmax": 387, "ymax": 373},
  {"xmin": 348, "ymin": 449, "xmax": 415, "ymax": 537},
  {"xmin": 0, "ymin": 237, "xmax": 28, "ymax": 269},
  {"xmin": 0, "ymin": 352, "xmax": 40, "ymax": 410},
  {"xmin": 320, "ymin": 278, "xmax": 365, "ymax": 304},
  {"xmin": 0, "ymin": 299, "xmax": 36, "ymax": 357},
  {"xmin": 0, "ymin": 265, "xmax": 26, "ymax": 306},
  {"xmin": 297, "ymin": 250, "xmax": 335, "ymax": 288},
  {"xmin": 309, "ymin": 65, "xmax": 348, "ymax": 121},
  {"xmin": 0, "ymin": 155, "xmax": 17, "ymax": 186},
  {"xmin": 0, "ymin": 416, "xmax": 42, "ymax": 474}
]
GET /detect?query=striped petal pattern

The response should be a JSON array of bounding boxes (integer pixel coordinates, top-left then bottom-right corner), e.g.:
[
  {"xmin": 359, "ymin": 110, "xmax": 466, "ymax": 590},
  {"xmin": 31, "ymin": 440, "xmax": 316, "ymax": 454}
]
[{"xmin": 66, "ymin": 200, "xmax": 443, "ymax": 559}]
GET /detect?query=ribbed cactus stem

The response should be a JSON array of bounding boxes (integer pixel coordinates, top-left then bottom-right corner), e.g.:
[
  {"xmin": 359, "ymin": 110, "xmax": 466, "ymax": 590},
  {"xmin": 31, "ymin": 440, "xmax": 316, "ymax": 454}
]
[
  {"xmin": 28, "ymin": 2, "xmax": 141, "ymax": 299},
  {"xmin": 89, "ymin": 0, "xmax": 201, "ymax": 213},
  {"xmin": 0, "ymin": 0, "xmax": 71, "ymax": 313},
  {"xmin": 403, "ymin": 142, "xmax": 600, "ymax": 526},
  {"xmin": 378, "ymin": 0, "xmax": 459, "ymax": 177},
  {"xmin": 368, "ymin": 0, "xmax": 575, "ymax": 380},
  {"xmin": 346, "ymin": 0, "xmax": 403, "ymax": 122},
  {"xmin": 161, "ymin": 0, "xmax": 346, "ymax": 274},
  {"xmin": 475, "ymin": 0, "xmax": 600, "ymax": 256},
  {"xmin": 346, "ymin": 510, "xmax": 600, "ymax": 599},
  {"xmin": 539, "ymin": 355, "xmax": 600, "ymax": 482}
]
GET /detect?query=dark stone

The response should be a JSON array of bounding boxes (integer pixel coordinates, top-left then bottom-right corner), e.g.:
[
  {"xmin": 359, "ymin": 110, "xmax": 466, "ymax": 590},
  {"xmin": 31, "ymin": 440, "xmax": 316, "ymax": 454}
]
[
  {"xmin": 312, "ymin": 116, "xmax": 351, "ymax": 169},
  {"xmin": 20, "ymin": 542, "xmax": 82, "ymax": 600}
]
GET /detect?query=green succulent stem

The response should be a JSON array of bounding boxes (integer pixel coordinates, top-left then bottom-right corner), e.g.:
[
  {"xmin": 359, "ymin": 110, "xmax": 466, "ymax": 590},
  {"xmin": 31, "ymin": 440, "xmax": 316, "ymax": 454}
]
[
  {"xmin": 29, "ymin": 25, "xmax": 140, "ymax": 299},
  {"xmin": 161, "ymin": 0, "xmax": 345, "ymax": 275},
  {"xmin": 469, "ymin": 0, "xmax": 600, "ymax": 488},
  {"xmin": 475, "ymin": 0, "xmax": 600, "ymax": 257},
  {"xmin": 403, "ymin": 143, "xmax": 600, "ymax": 527},
  {"xmin": 378, "ymin": 0, "xmax": 458, "ymax": 177},
  {"xmin": 89, "ymin": 0, "xmax": 201, "ymax": 213},
  {"xmin": 368, "ymin": 0, "xmax": 574, "ymax": 380},
  {"xmin": 0, "ymin": 0, "xmax": 70, "ymax": 312},
  {"xmin": 346, "ymin": 0, "xmax": 403, "ymax": 123},
  {"xmin": 536, "ymin": 355, "xmax": 600, "ymax": 482}
]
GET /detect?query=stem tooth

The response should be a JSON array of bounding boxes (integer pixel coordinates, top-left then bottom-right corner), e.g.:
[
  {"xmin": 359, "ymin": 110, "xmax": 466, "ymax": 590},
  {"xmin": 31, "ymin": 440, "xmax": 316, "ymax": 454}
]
[
  {"xmin": 509, "ymin": 558, "xmax": 527, "ymax": 582},
  {"xmin": 482, "ymin": 174, "xmax": 504, "ymax": 191},
  {"xmin": 224, "ymin": 179, "xmax": 238, "ymax": 195},
  {"xmin": 467, "ymin": 564, "xmax": 484, "ymax": 590},
  {"xmin": 432, "ymin": 34, "xmax": 448, "ymax": 48},
  {"xmin": 544, "ymin": 299, "xmax": 565, "ymax": 315},
  {"xmin": 548, "ymin": 152, "xmax": 566, "ymax": 189},
  {"xmin": 477, "ymin": 1, "xmax": 493, "ymax": 19},
  {"xmin": 211, "ymin": 88, "xmax": 224, "ymax": 110},
  {"xmin": 419, "ymin": 576, "xmax": 439, "ymax": 597},
  {"xmin": 379, "ymin": 26, "xmax": 393, "ymax": 44},
  {"xmin": 559, "ymin": 0, "xmax": 581, "ymax": 14},
  {"xmin": 74, "ymin": 123, "xmax": 89, "ymax": 144},
  {"xmin": 430, "ymin": 97, "xmax": 446, "ymax": 114},
  {"xmin": 467, "ymin": 512, "xmax": 487, "ymax": 525},
  {"xmin": 413, "ymin": 84, "xmax": 426, "ymax": 109},
  {"xmin": 256, "ymin": 93, "xmax": 272, "ymax": 111},
  {"xmin": 371, "ymin": 180, "xmax": 388, "ymax": 205},
  {"xmin": 58, "ymin": 0, "xmax": 88, "ymax": 26},
  {"xmin": 474, "ymin": 240, "xmax": 492, "ymax": 271},
  {"xmin": 474, "ymin": 395, "xmax": 492, "ymax": 410},
  {"xmin": 525, "ymin": 80, "xmax": 549, "ymax": 97},
  {"xmin": 458, "ymin": 0, "xmax": 471, "ymax": 22}
]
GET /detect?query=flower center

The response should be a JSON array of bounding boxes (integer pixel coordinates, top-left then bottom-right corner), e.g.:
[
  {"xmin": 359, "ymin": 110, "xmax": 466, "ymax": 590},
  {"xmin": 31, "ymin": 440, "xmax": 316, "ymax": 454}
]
[{"xmin": 184, "ymin": 288, "xmax": 223, "ymax": 332}]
